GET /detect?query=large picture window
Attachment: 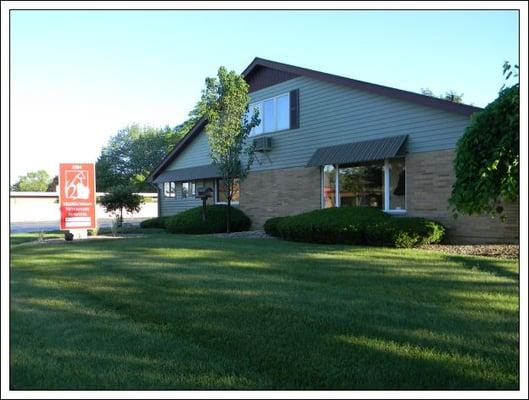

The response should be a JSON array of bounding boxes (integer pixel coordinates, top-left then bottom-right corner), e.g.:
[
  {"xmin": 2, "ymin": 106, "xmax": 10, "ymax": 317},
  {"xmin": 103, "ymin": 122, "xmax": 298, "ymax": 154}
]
[
  {"xmin": 322, "ymin": 158, "xmax": 405, "ymax": 212},
  {"xmin": 339, "ymin": 163, "xmax": 384, "ymax": 208},
  {"xmin": 248, "ymin": 93, "xmax": 290, "ymax": 136},
  {"xmin": 388, "ymin": 159, "xmax": 406, "ymax": 210},
  {"xmin": 322, "ymin": 165, "xmax": 336, "ymax": 208},
  {"xmin": 216, "ymin": 178, "xmax": 240, "ymax": 203}
]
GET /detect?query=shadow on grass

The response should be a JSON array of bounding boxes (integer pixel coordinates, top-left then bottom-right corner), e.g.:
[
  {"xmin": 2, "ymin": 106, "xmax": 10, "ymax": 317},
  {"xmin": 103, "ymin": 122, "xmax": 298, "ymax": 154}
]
[{"xmin": 10, "ymin": 236, "xmax": 519, "ymax": 390}]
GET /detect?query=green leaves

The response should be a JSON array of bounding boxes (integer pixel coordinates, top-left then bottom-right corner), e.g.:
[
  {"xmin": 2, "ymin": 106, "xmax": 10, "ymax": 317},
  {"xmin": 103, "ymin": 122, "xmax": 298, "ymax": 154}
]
[
  {"xmin": 99, "ymin": 185, "xmax": 144, "ymax": 218},
  {"xmin": 449, "ymin": 78, "xmax": 519, "ymax": 217},
  {"xmin": 199, "ymin": 67, "xmax": 260, "ymax": 203},
  {"xmin": 11, "ymin": 170, "xmax": 52, "ymax": 192},
  {"xmin": 96, "ymin": 124, "xmax": 189, "ymax": 192}
]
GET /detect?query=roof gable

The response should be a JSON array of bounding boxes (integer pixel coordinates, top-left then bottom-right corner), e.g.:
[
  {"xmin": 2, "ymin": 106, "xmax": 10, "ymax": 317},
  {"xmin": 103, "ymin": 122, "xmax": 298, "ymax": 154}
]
[
  {"xmin": 245, "ymin": 65, "xmax": 299, "ymax": 92},
  {"xmin": 148, "ymin": 57, "xmax": 482, "ymax": 182},
  {"xmin": 243, "ymin": 58, "xmax": 482, "ymax": 116}
]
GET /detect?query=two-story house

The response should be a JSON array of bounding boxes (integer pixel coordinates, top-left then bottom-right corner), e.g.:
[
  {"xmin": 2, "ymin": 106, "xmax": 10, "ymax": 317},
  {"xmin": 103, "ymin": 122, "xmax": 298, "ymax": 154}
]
[{"xmin": 148, "ymin": 58, "xmax": 518, "ymax": 243}]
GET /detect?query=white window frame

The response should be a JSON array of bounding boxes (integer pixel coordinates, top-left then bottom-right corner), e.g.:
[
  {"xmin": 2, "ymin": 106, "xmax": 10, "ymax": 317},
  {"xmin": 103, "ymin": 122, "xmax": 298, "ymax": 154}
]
[
  {"xmin": 181, "ymin": 181, "xmax": 196, "ymax": 199},
  {"xmin": 249, "ymin": 93, "xmax": 290, "ymax": 137},
  {"xmin": 384, "ymin": 159, "xmax": 407, "ymax": 214},
  {"xmin": 163, "ymin": 182, "xmax": 176, "ymax": 198},
  {"xmin": 320, "ymin": 159, "xmax": 406, "ymax": 213},
  {"xmin": 214, "ymin": 178, "xmax": 240, "ymax": 205}
]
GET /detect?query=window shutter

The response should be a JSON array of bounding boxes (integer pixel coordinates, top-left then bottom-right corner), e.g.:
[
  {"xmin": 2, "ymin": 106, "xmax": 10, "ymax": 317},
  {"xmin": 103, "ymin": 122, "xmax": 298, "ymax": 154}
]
[{"xmin": 289, "ymin": 89, "xmax": 299, "ymax": 129}]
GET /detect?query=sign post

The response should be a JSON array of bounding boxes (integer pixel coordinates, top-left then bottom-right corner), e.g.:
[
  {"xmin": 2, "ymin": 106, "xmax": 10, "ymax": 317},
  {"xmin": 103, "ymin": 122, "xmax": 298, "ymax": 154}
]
[{"xmin": 59, "ymin": 163, "xmax": 96, "ymax": 238}]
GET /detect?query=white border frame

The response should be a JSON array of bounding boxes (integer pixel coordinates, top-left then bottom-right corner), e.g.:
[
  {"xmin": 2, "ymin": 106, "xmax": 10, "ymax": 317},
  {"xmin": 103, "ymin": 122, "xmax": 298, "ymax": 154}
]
[{"xmin": 2, "ymin": 2, "xmax": 527, "ymax": 400}]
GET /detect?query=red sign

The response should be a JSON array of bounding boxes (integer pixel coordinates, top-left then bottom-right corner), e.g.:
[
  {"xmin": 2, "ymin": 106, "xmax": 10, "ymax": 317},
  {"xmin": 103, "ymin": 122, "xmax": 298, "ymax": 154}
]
[{"xmin": 59, "ymin": 163, "xmax": 96, "ymax": 230}]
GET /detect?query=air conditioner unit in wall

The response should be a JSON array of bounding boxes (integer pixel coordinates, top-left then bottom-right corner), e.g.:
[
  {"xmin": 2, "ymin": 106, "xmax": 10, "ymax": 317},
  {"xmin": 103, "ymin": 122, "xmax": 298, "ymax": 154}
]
[{"xmin": 253, "ymin": 136, "xmax": 273, "ymax": 152}]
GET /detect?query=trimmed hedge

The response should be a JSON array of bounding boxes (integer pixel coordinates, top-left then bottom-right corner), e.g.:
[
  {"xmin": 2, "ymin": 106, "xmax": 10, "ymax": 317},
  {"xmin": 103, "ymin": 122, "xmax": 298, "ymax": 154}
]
[
  {"xmin": 365, "ymin": 217, "xmax": 445, "ymax": 248},
  {"xmin": 140, "ymin": 216, "xmax": 171, "ymax": 229},
  {"xmin": 166, "ymin": 205, "xmax": 251, "ymax": 234},
  {"xmin": 263, "ymin": 217, "xmax": 287, "ymax": 237},
  {"xmin": 264, "ymin": 207, "xmax": 445, "ymax": 248}
]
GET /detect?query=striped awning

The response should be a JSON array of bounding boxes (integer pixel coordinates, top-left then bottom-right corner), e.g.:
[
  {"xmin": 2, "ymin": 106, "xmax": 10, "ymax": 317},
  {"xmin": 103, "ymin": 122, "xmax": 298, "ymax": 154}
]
[
  {"xmin": 153, "ymin": 164, "xmax": 221, "ymax": 184},
  {"xmin": 306, "ymin": 135, "xmax": 408, "ymax": 166}
]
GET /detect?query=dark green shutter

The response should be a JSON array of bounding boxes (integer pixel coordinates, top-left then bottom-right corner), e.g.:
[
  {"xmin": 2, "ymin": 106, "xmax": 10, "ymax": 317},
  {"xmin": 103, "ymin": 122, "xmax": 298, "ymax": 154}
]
[{"xmin": 289, "ymin": 89, "xmax": 299, "ymax": 129}]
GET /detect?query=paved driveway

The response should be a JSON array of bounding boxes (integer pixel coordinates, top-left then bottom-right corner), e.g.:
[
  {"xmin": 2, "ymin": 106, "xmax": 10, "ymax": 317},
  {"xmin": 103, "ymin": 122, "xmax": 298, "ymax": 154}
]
[{"xmin": 10, "ymin": 218, "xmax": 148, "ymax": 233}]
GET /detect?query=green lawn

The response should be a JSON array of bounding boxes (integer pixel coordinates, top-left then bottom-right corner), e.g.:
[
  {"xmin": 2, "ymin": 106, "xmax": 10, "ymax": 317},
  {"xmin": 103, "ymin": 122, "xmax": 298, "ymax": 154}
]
[
  {"xmin": 9, "ymin": 230, "xmax": 64, "ymax": 246},
  {"xmin": 10, "ymin": 234, "xmax": 519, "ymax": 390}
]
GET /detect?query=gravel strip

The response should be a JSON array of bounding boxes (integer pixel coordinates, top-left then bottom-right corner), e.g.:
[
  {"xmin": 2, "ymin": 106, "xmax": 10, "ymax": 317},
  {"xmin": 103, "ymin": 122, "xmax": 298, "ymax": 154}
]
[
  {"xmin": 209, "ymin": 230, "xmax": 276, "ymax": 239},
  {"xmin": 419, "ymin": 244, "xmax": 519, "ymax": 259}
]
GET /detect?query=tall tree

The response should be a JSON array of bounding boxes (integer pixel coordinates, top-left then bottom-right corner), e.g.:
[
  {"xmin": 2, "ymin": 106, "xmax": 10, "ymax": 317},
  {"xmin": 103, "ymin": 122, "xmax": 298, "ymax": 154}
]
[
  {"xmin": 449, "ymin": 62, "xmax": 519, "ymax": 218},
  {"xmin": 96, "ymin": 124, "xmax": 180, "ymax": 192},
  {"xmin": 173, "ymin": 102, "xmax": 203, "ymax": 139},
  {"xmin": 11, "ymin": 170, "xmax": 51, "ymax": 192},
  {"xmin": 199, "ymin": 66, "xmax": 260, "ymax": 232},
  {"xmin": 46, "ymin": 175, "xmax": 59, "ymax": 192},
  {"xmin": 96, "ymin": 105, "xmax": 203, "ymax": 193}
]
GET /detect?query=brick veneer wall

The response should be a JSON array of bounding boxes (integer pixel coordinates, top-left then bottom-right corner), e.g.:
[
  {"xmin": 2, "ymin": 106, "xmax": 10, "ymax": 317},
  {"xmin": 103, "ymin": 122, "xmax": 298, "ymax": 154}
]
[
  {"xmin": 406, "ymin": 149, "xmax": 519, "ymax": 243},
  {"xmin": 239, "ymin": 150, "xmax": 519, "ymax": 243},
  {"xmin": 239, "ymin": 166, "xmax": 321, "ymax": 228}
]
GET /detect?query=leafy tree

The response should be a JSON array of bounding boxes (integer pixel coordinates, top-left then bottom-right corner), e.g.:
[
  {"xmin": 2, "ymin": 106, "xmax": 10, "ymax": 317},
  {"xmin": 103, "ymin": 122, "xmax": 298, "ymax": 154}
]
[
  {"xmin": 173, "ymin": 102, "xmax": 203, "ymax": 139},
  {"xmin": 11, "ymin": 170, "xmax": 51, "ymax": 192},
  {"xmin": 96, "ymin": 105, "xmax": 203, "ymax": 193},
  {"xmin": 99, "ymin": 185, "xmax": 144, "ymax": 226},
  {"xmin": 96, "ymin": 124, "xmax": 179, "ymax": 192},
  {"xmin": 47, "ymin": 175, "xmax": 59, "ymax": 192},
  {"xmin": 199, "ymin": 66, "xmax": 260, "ymax": 232},
  {"xmin": 449, "ymin": 62, "xmax": 519, "ymax": 218},
  {"xmin": 421, "ymin": 88, "xmax": 464, "ymax": 103}
]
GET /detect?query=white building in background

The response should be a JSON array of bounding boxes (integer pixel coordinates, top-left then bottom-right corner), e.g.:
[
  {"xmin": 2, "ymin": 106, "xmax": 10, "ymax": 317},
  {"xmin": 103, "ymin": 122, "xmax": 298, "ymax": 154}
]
[{"xmin": 10, "ymin": 192, "xmax": 158, "ymax": 223}]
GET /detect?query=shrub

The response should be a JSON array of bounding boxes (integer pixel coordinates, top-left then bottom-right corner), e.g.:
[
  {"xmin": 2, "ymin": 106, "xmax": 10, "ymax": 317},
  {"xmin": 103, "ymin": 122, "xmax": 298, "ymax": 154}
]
[
  {"xmin": 365, "ymin": 217, "xmax": 445, "ymax": 248},
  {"xmin": 265, "ymin": 207, "xmax": 445, "ymax": 248},
  {"xmin": 271, "ymin": 207, "xmax": 389, "ymax": 245},
  {"xmin": 263, "ymin": 217, "xmax": 287, "ymax": 237},
  {"xmin": 166, "ymin": 205, "xmax": 251, "ymax": 234},
  {"xmin": 140, "ymin": 216, "xmax": 171, "ymax": 229}
]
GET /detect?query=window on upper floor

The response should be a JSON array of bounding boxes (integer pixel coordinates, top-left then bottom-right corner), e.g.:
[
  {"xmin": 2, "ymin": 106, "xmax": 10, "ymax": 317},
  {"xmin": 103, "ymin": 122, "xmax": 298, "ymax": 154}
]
[{"xmin": 248, "ymin": 93, "xmax": 290, "ymax": 136}]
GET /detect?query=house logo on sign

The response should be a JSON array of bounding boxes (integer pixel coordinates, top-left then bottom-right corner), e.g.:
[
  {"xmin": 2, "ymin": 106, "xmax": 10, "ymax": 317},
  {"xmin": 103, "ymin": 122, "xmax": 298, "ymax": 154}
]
[{"xmin": 64, "ymin": 170, "xmax": 90, "ymax": 199}]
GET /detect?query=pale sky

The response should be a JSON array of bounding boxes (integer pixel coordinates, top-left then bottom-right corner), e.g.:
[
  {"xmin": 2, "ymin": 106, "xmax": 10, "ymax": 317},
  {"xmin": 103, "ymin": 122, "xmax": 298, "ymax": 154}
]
[{"xmin": 10, "ymin": 10, "xmax": 519, "ymax": 181}]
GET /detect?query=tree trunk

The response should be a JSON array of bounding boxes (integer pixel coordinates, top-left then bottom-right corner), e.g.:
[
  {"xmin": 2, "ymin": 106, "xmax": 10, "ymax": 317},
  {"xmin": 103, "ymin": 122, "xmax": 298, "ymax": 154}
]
[
  {"xmin": 119, "ymin": 207, "xmax": 123, "ymax": 227},
  {"xmin": 227, "ymin": 197, "xmax": 231, "ymax": 233},
  {"xmin": 202, "ymin": 198, "xmax": 207, "ymax": 221}
]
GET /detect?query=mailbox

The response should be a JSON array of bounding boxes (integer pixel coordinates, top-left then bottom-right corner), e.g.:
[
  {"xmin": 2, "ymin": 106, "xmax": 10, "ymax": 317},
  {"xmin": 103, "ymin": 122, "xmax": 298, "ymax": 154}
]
[{"xmin": 195, "ymin": 186, "xmax": 213, "ymax": 200}]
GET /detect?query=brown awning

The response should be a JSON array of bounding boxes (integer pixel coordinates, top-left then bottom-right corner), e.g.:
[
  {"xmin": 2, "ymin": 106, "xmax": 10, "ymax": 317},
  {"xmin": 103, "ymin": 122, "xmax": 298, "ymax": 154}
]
[{"xmin": 306, "ymin": 135, "xmax": 408, "ymax": 167}]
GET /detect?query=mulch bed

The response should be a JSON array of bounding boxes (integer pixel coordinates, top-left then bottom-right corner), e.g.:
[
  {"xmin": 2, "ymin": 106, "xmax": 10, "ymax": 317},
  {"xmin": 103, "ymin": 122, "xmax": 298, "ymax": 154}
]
[{"xmin": 419, "ymin": 244, "xmax": 519, "ymax": 260}]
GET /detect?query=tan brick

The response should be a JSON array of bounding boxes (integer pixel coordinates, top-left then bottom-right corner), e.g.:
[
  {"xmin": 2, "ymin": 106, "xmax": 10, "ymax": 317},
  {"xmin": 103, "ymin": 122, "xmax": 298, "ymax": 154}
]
[
  {"xmin": 239, "ymin": 166, "xmax": 320, "ymax": 228},
  {"xmin": 407, "ymin": 149, "xmax": 519, "ymax": 244}
]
